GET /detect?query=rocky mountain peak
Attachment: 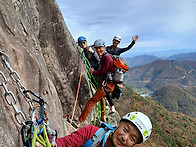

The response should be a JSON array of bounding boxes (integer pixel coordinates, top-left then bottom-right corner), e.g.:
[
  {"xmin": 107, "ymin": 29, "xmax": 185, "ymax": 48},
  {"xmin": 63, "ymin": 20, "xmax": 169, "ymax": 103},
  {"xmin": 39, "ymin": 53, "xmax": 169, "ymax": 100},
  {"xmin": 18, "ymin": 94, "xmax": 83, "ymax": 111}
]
[{"xmin": 0, "ymin": 0, "xmax": 91, "ymax": 146}]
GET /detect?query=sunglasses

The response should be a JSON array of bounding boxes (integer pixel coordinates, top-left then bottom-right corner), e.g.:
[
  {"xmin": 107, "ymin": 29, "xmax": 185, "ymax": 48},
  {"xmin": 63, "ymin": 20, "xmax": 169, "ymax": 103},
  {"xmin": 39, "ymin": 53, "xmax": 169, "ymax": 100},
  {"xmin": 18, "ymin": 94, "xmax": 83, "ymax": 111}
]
[
  {"xmin": 79, "ymin": 41, "xmax": 86, "ymax": 46},
  {"xmin": 114, "ymin": 39, "xmax": 120, "ymax": 43}
]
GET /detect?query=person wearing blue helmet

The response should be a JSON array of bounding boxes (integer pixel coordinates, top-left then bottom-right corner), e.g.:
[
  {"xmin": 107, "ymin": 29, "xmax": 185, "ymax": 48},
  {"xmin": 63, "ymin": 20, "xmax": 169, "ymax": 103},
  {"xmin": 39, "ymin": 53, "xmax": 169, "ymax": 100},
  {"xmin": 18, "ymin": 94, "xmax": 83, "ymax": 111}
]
[
  {"xmin": 77, "ymin": 36, "xmax": 100, "ymax": 70},
  {"xmin": 77, "ymin": 36, "xmax": 87, "ymax": 43}
]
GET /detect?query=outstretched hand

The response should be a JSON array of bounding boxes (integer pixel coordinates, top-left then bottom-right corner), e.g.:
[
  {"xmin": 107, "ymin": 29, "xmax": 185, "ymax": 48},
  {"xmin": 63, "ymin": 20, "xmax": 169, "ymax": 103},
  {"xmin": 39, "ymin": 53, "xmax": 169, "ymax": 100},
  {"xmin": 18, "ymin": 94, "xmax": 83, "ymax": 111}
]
[{"xmin": 132, "ymin": 35, "xmax": 138, "ymax": 42}]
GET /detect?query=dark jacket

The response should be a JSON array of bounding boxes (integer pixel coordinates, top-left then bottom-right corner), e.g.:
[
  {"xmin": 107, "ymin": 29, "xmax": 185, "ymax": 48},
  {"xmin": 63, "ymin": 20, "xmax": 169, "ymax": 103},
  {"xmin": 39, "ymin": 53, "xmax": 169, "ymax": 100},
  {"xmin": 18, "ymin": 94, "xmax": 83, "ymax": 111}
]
[
  {"xmin": 106, "ymin": 40, "xmax": 135, "ymax": 56},
  {"xmin": 83, "ymin": 46, "xmax": 100, "ymax": 70}
]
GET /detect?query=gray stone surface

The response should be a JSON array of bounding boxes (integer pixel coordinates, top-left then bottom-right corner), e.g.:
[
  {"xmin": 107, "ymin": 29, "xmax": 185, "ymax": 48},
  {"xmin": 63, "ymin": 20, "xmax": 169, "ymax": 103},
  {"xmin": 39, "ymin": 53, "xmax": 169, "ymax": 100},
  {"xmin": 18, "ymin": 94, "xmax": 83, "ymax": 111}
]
[{"xmin": 0, "ymin": 0, "xmax": 120, "ymax": 146}]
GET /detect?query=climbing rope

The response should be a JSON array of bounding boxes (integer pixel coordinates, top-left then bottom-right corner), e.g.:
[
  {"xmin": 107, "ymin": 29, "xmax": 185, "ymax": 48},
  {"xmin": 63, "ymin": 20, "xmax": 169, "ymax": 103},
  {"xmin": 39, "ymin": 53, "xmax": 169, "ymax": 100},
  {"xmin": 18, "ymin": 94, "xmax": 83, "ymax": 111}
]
[
  {"xmin": 67, "ymin": 57, "xmax": 84, "ymax": 135},
  {"xmin": 79, "ymin": 48, "xmax": 99, "ymax": 90},
  {"xmin": 0, "ymin": 50, "xmax": 57, "ymax": 147},
  {"xmin": 67, "ymin": 47, "xmax": 102, "ymax": 133},
  {"xmin": 78, "ymin": 47, "xmax": 107, "ymax": 125}
]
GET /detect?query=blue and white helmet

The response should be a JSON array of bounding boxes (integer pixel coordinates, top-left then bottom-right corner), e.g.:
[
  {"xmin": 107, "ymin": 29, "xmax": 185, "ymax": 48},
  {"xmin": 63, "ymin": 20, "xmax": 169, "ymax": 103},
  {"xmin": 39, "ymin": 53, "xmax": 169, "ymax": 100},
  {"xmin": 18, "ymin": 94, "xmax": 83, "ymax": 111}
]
[
  {"xmin": 121, "ymin": 112, "xmax": 152, "ymax": 143},
  {"xmin": 94, "ymin": 39, "xmax": 105, "ymax": 48}
]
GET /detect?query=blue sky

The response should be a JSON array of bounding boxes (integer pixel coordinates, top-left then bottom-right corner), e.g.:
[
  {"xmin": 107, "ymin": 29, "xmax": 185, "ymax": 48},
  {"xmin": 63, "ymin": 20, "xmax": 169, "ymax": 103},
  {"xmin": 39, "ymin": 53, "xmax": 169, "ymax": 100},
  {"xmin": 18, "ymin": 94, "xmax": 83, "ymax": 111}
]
[{"xmin": 56, "ymin": 0, "xmax": 196, "ymax": 57}]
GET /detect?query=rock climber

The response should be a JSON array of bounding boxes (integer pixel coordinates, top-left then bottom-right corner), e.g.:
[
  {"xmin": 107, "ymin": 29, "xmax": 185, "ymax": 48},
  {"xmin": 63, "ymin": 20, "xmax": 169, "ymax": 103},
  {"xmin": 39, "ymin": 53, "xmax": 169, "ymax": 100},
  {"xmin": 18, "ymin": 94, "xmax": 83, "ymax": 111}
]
[
  {"xmin": 105, "ymin": 35, "xmax": 138, "ymax": 112},
  {"xmin": 56, "ymin": 111, "xmax": 152, "ymax": 147},
  {"xmin": 77, "ymin": 39, "xmax": 116, "ymax": 126},
  {"xmin": 77, "ymin": 36, "xmax": 100, "ymax": 70}
]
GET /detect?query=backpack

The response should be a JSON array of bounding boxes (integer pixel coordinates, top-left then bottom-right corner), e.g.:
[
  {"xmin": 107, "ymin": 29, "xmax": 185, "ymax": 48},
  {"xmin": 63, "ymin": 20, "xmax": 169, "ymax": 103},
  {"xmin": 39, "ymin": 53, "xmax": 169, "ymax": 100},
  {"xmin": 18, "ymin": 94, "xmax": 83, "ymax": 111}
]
[
  {"xmin": 112, "ymin": 56, "xmax": 129, "ymax": 83},
  {"xmin": 82, "ymin": 122, "xmax": 115, "ymax": 147}
]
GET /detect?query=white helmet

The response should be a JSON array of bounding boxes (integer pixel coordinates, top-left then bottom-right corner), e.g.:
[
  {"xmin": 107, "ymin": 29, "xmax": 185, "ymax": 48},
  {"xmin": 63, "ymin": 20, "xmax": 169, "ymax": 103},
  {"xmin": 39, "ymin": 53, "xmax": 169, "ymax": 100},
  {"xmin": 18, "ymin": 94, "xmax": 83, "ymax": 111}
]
[
  {"xmin": 121, "ymin": 112, "xmax": 152, "ymax": 143},
  {"xmin": 113, "ymin": 35, "xmax": 121, "ymax": 42}
]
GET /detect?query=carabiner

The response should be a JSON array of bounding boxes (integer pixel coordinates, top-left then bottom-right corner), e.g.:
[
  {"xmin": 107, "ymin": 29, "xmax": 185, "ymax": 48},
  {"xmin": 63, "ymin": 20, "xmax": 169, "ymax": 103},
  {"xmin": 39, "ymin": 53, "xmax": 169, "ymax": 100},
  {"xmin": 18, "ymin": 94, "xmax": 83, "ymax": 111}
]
[{"xmin": 21, "ymin": 121, "xmax": 34, "ymax": 147}]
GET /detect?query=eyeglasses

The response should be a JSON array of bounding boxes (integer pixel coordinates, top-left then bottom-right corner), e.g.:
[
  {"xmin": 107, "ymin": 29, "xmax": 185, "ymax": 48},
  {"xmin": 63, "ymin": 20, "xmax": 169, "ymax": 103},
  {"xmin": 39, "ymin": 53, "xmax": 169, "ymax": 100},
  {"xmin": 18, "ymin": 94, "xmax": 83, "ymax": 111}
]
[{"xmin": 79, "ymin": 41, "xmax": 86, "ymax": 46}]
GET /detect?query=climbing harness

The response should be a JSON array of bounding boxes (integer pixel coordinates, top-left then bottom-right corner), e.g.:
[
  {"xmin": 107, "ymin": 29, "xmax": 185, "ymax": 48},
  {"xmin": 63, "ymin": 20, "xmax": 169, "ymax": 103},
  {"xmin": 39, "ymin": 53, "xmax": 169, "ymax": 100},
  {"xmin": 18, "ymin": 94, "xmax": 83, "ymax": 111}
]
[{"xmin": 0, "ymin": 50, "xmax": 57, "ymax": 147}]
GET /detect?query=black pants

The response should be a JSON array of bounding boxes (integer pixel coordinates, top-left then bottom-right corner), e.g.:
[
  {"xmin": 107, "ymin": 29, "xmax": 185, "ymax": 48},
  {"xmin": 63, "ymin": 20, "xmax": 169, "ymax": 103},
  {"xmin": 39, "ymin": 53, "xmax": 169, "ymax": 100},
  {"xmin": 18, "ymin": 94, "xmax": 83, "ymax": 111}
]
[
  {"xmin": 106, "ymin": 84, "xmax": 122, "ymax": 107},
  {"xmin": 106, "ymin": 92, "xmax": 114, "ymax": 107}
]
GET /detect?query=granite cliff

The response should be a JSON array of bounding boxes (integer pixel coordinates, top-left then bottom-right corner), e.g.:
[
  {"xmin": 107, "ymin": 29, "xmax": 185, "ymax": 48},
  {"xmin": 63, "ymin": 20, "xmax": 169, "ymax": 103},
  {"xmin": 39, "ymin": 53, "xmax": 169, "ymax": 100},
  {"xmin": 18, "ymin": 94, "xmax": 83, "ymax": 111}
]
[{"xmin": 0, "ymin": 0, "xmax": 91, "ymax": 146}]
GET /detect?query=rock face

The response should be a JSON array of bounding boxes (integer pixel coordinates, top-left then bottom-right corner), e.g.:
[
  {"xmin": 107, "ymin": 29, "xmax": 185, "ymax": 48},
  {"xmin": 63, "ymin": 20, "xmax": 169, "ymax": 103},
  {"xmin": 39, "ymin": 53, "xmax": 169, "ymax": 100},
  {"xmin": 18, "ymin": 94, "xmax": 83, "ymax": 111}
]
[{"xmin": 0, "ymin": 0, "xmax": 90, "ymax": 146}]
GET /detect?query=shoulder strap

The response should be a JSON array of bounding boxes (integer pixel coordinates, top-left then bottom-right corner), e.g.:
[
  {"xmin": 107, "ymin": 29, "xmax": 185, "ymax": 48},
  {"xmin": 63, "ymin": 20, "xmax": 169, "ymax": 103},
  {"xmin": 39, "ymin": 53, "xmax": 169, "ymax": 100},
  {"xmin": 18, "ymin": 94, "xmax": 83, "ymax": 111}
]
[
  {"xmin": 100, "ymin": 122, "xmax": 115, "ymax": 130},
  {"xmin": 82, "ymin": 123, "xmax": 115, "ymax": 147}
]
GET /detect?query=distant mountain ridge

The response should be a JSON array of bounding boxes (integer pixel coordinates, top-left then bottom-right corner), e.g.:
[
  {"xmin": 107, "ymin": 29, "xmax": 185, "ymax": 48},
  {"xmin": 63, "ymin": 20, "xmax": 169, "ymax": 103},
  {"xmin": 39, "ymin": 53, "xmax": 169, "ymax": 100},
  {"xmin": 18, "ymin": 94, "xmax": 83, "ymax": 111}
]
[
  {"xmin": 125, "ymin": 55, "xmax": 159, "ymax": 68},
  {"xmin": 125, "ymin": 52, "xmax": 196, "ymax": 68},
  {"xmin": 124, "ymin": 59, "xmax": 196, "ymax": 91},
  {"xmin": 152, "ymin": 85, "xmax": 196, "ymax": 118},
  {"xmin": 167, "ymin": 52, "xmax": 196, "ymax": 61},
  {"xmin": 123, "ymin": 49, "xmax": 196, "ymax": 58}
]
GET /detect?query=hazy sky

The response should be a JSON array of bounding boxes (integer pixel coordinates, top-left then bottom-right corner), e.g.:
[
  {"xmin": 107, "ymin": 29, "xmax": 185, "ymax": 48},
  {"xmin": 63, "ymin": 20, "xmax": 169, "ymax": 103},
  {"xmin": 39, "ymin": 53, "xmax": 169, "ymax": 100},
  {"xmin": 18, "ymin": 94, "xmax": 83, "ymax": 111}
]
[{"xmin": 56, "ymin": 0, "xmax": 196, "ymax": 57}]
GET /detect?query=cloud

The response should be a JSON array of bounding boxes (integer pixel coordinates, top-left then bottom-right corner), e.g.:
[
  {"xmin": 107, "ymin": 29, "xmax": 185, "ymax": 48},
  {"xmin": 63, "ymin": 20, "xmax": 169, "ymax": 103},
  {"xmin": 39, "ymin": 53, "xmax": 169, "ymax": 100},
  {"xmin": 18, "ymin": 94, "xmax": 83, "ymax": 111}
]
[{"xmin": 56, "ymin": 0, "xmax": 196, "ymax": 56}]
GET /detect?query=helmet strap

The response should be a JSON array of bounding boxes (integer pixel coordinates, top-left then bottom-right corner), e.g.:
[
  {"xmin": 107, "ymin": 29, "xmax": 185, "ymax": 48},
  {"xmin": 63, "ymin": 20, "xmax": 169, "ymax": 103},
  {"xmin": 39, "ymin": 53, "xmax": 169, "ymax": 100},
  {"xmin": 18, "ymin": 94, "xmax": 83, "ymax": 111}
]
[{"xmin": 109, "ymin": 131, "xmax": 115, "ymax": 147}]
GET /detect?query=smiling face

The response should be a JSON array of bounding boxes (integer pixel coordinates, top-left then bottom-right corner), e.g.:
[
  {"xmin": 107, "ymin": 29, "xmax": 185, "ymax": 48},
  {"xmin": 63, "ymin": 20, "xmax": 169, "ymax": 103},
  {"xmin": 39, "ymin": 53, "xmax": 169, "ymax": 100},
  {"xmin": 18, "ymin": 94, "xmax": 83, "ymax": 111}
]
[
  {"xmin": 95, "ymin": 46, "xmax": 106, "ymax": 57},
  {"xmin": 112, "ymin": 39, "xmax": 120, "ymax": 48},
  {"xmin": 79, "ymin": 41, "xmax": 88, "ymax": 49},
  {"xmin": 111, "ymin": 121, "xmax": 142, "ymax": 147}
]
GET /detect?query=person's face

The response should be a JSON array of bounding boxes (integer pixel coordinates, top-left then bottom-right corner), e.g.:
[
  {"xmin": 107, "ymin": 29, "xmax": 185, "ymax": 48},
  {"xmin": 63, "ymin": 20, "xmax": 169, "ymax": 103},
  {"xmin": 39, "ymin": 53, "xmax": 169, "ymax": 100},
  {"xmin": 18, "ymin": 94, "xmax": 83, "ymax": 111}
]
[
  {"xmin": 112, "ymin": 39, "xmax": 120, "ymax": 48},
  {"xmin": 79, "ymin": 41, "xmax": 88, "ymax": 49},
  {"xmin": 112, "ymin": 122, "xmax": 142, "ymax": 147},
  {"xmin": 95, "ymin": 46, "xmax": 106, "ymax": 57}
]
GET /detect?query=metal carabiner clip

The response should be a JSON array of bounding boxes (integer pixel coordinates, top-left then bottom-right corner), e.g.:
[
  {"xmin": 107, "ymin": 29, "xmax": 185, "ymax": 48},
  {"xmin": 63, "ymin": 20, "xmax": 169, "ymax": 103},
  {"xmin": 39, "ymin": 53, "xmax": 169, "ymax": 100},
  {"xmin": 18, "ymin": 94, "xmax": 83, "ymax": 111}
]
[
  {"xmin": 102, "ymin": 80, "xmax": 107, "ymax": 87},
  {"xmin": 21, "ymin": 121, "xmax": 34, "ymax": 147}
]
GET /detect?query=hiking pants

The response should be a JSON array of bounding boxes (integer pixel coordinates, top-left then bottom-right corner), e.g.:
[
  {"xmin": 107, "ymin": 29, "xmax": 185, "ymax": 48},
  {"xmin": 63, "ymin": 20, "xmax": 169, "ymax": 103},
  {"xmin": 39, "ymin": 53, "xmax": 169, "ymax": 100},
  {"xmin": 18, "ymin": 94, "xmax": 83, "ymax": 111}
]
[{"xmin": 79, "ymin": 82, "xmax": 115, "ymax": 122}]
